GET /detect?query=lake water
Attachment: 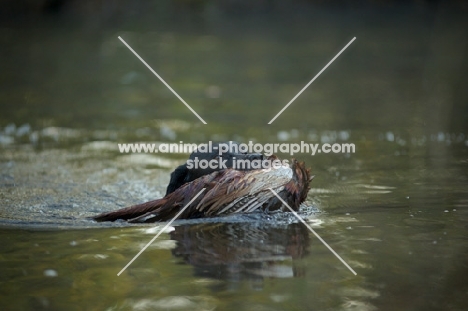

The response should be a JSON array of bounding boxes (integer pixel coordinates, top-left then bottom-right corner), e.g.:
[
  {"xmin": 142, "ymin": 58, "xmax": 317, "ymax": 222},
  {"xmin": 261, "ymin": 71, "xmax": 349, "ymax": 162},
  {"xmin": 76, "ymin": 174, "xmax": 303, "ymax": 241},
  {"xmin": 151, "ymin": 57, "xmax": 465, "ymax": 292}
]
[{"xmin": 1, "ymin": 2, "xmax": 467, "ymax": 310}]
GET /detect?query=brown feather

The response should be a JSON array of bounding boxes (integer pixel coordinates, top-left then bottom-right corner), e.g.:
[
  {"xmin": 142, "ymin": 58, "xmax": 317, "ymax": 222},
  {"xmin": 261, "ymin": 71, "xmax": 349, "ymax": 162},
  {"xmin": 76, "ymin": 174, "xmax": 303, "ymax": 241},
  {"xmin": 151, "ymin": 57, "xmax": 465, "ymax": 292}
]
[{"xmin": 93, "ymin": 158, "xmax": 312, "ymax": 223}]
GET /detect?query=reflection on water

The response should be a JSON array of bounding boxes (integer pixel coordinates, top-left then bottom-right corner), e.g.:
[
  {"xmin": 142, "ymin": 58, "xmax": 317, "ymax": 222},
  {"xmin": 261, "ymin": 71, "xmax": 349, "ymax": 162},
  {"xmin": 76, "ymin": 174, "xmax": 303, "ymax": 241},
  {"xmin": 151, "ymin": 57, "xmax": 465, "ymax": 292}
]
[
  {"xmin": 0, "ymin": 126, "xmax": 467, "ymax": 309},
  {"xmin": 170, "ymin": 222, "xmax": 310, "ymax": 283}
]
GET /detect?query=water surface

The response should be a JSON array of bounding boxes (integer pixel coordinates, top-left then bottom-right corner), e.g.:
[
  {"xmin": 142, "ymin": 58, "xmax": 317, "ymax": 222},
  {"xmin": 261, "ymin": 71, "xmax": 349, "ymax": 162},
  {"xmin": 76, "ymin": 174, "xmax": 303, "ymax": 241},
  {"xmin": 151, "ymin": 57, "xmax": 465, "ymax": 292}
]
[{"xmin": 1, "ymin": 2, "xmax": 467, "ymax": 310}]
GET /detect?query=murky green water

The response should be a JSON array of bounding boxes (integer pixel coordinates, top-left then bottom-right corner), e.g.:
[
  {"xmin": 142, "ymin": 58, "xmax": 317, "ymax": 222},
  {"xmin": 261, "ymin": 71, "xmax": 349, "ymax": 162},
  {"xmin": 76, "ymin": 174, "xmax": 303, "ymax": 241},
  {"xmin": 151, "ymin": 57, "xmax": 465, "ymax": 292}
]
[{"xmin": 1, "ymin": 2, "xmax": 468, "ymax": 310}]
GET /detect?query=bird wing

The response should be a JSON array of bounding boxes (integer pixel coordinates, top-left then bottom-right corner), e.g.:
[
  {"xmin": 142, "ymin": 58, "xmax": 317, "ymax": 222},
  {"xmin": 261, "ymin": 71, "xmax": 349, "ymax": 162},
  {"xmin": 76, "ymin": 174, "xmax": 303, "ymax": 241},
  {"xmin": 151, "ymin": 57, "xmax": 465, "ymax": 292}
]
[
  {"xmin": 130, "ymin": 165, "xmax": 293, "ymax": 222},
  {"xmin": 198, "ymin": 166, "xmax": 293, "ymax": 215}
]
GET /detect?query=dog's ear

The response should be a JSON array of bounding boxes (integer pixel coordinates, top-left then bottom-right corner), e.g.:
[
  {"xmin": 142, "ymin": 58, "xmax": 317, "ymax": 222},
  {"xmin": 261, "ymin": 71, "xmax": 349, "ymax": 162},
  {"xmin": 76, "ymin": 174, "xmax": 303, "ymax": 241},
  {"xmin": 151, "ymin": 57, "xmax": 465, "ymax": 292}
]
[{"xmin": 165, "ymin": 164, "xmax": 189, "ymax": 195}]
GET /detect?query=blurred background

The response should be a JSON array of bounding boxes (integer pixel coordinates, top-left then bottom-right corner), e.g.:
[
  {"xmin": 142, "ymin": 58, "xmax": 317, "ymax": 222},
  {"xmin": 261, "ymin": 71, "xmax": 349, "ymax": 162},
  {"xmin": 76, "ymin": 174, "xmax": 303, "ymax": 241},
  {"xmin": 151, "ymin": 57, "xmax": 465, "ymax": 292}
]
[
  {"xmin": 0, "ymin": 1, "xmax": 467, "ymax": 310},
  {"xmin": 1, "ymin": 0, "xmax": 467, "ymax": 136}
]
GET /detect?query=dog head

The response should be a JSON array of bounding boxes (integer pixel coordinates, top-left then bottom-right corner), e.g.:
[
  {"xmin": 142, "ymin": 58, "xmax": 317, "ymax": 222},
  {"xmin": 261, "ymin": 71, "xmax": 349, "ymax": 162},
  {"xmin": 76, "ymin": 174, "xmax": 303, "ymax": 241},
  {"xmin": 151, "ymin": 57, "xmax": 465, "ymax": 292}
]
[{"xmin": 165, "ymin": 141, "xmax": 263, "ymax": 195}]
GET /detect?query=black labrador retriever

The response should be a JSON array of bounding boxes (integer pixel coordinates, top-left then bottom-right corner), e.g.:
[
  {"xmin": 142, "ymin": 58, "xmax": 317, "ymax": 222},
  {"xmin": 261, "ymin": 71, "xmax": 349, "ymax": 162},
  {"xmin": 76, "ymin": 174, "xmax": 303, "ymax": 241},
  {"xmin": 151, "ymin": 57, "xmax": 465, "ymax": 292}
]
[{"xmin": 165, "ymin": 141, "xmax": 263, "ymax": 195}]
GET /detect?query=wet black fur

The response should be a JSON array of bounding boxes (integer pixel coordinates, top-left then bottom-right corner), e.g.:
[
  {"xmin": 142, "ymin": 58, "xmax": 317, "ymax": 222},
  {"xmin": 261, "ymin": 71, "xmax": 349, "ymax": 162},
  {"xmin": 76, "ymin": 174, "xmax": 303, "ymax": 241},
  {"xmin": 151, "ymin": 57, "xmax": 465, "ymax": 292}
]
[{"xmin": 165, "ymin": 142, "xmax": 263, "ymax": 195}]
